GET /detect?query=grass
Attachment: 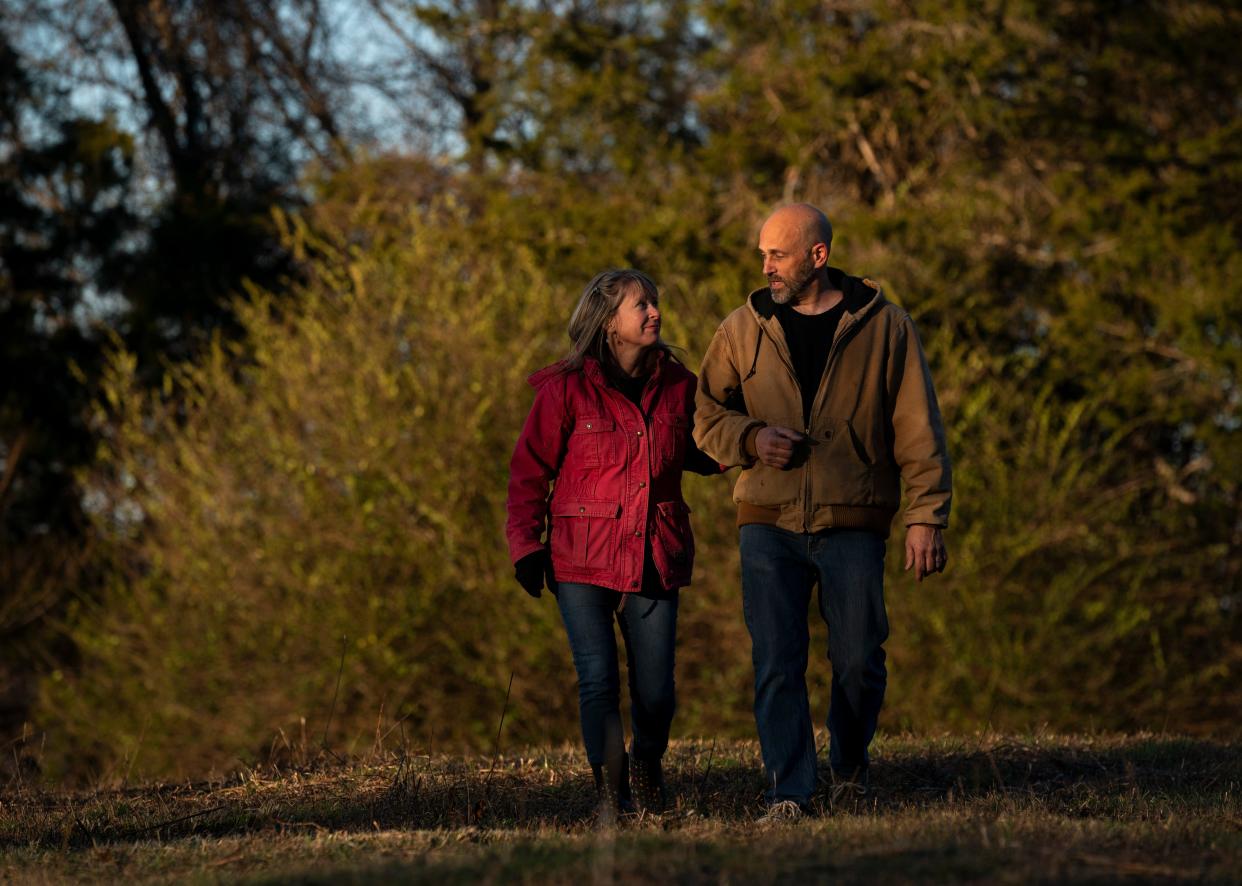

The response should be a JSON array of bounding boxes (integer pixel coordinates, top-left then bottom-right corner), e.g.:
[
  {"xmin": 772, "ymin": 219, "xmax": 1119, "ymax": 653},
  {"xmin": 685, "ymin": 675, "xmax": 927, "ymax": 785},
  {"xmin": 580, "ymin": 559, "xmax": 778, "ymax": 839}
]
[{"xmin": 2, "ymin": 733, "xmax": 1240, "ymax": 883}]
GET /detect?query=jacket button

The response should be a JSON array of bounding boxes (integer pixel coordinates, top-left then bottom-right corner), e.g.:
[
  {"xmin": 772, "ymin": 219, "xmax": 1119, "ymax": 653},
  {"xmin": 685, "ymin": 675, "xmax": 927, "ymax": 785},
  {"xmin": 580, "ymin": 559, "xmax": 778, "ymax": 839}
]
[
  {"xmin": 638, "ymin": 481, "xmax": 646, "ymax": 488},
  {"xmin": 631, "ymin": 581, "xmax": 639, "ymax": 588},
  {"xmin": 634, "ymin": 530, "xmax": 642, "ymax": 537},
  {"xmin": 636, "ymin": 430, "xmax": 643, "ymax": 437},
  {"xmin": 579, "ymin": 506, "xmax": 585, "ymax": 513},
  {"xmin": 585, "ymin": 423, "xmax": 592, "ymax": 429}
]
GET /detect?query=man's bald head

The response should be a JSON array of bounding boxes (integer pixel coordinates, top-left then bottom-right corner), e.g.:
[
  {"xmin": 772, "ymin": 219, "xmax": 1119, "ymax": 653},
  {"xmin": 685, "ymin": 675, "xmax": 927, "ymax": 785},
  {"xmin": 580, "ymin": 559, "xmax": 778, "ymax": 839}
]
[
  {"xmin": 757, "ymin": 203, "xmax": 834, "ymax": 305},
  {"xmin": 761, "ymin": 203, "xmax": 833, "ymax": 253}
]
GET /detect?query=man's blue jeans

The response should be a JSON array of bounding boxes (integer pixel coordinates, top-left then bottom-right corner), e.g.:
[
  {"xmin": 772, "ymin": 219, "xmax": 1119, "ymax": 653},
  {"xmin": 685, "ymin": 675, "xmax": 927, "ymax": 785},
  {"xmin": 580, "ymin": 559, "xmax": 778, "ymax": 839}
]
[
  {"xmin": 739, "ymin": 524, "xmax": 888, "ymax": 803},
  {"xmin": 556, "ymin": 583, "xmax": 678, "ymax": 766}
]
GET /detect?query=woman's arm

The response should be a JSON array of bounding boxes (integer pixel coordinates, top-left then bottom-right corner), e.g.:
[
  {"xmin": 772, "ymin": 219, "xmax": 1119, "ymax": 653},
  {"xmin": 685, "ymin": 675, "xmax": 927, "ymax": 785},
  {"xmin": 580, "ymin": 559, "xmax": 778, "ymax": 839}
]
[
  {"xmin": 506, "ymin": 376, "xmax": 570, "ymax": 564},
  {"xmin": 680, "ymin": 374, "xmax": 728, "ymax": 476},
  {"xmin": 684, "ymin": 425, "xmax": 728, "ymax": 476}
]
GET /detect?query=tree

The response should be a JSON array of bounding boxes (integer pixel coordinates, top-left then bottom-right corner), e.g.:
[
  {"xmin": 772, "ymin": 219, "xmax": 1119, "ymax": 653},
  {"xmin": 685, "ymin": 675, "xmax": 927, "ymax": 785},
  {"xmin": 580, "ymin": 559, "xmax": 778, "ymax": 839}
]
[
  {"xmin": 0, "ymin": 0, "xmax": 357, "ymax": 752},
  {"xmin": 0, "ymin": 29, "xmax": 136, "ymax": 738}
]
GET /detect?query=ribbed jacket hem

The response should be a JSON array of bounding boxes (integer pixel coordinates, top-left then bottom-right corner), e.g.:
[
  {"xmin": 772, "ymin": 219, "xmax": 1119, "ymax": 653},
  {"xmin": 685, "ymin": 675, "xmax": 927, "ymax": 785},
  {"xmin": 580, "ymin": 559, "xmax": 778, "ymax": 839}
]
[{"xmin": 736, "ymin": 502, "xmax": 894, "ymax": 538}]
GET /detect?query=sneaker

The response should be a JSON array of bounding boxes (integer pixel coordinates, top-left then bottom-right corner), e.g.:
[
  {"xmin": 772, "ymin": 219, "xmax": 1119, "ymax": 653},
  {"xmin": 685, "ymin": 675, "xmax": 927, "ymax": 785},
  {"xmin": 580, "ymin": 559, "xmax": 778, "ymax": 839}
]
[
  {"xmin": 757, "ymin": 799, "xmax": 806, "ymax": 824},
  {"xmin": 828, "ymin": 767, "xmax": 870, "ymax": 805}
]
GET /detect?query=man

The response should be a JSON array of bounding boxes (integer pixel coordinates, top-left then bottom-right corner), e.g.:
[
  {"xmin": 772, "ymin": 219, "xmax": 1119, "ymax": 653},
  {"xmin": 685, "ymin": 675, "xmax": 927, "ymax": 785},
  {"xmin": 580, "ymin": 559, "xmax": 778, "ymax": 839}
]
[{"xmin": 694, "ymin": 203, "xmax": 952, "ymax": 820}]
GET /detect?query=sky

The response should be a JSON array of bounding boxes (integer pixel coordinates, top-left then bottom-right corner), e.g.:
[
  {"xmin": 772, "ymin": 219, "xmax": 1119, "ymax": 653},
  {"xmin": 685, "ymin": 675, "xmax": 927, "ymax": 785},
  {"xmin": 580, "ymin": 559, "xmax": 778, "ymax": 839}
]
[
  {"xmin": 5, "ymin": 0, "xmax": 465, "ymax": 330},
  {"xmin": 7, "ymin": 0, "xmax": 459, "ymax": 163}
]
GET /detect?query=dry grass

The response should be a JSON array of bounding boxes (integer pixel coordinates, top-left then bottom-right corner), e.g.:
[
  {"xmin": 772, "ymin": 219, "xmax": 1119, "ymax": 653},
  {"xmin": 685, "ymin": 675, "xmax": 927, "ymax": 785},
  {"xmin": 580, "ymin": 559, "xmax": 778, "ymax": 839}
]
[{"xmin": 2, "ymin": 733, "xmax": 1240, "ymax": 883}]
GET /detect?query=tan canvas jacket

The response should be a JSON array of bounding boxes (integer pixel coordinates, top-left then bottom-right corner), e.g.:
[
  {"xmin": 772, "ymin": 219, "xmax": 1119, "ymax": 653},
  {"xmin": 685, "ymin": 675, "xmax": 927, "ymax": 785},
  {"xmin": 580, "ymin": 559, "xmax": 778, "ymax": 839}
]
[{"xmin": 693, "ymin": 269, "xmax": 952, "ymax": 537}]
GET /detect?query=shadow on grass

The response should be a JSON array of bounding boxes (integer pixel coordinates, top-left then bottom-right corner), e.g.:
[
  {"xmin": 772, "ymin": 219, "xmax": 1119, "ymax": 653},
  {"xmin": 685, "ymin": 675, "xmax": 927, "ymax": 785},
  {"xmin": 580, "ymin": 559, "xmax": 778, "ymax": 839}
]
[
  {"xmin": 244, "ymin": 838, "xmax": 1012, "ymax": 886},
  {"xmin": 875, "ymin": 735, "xmax": 1240, "ymax": 814},
  {"xmin": 2, "ymin": 734, "xmax": 1239, "ymax": 851}
]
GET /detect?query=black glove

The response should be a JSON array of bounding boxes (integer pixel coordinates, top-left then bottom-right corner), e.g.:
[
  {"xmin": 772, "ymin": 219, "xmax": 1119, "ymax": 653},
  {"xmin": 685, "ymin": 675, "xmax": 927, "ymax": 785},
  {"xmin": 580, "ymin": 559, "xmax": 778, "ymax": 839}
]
[{"xmin": 515, "ymin": 550, "xmax": 555, "ymax": 598}]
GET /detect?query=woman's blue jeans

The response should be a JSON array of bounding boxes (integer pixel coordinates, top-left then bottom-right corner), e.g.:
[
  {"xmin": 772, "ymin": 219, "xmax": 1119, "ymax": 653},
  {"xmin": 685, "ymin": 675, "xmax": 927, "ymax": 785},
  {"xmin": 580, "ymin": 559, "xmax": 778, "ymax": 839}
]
[
  {"xmin": 556, "ymin": 582, "xmax": 679, "ymax": 766},
  {"xmin": 739, "ymin": 524, "xmax": 888, "ymax": 803}
]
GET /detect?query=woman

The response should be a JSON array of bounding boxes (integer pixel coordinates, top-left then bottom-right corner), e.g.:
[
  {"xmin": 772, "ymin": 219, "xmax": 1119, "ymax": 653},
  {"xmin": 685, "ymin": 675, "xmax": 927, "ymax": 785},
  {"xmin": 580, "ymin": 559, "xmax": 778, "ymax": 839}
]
[{"xmin": 506, "ymin": 269, "xmax": 721, "ymax": 820}]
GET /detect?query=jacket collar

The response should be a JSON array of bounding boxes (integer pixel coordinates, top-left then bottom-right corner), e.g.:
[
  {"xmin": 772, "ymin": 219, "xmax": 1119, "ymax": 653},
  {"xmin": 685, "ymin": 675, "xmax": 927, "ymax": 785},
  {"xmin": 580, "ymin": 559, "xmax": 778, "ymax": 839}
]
[
  {"xmin": 748, "ymin": 266, "xmax": 883, "ymax": 320},
  {"xmin": 527, "ymin": 348, "xmax": 682, "ymax": 389},
  {"xmin": 583, "ymin": 349, "xmax": 678, "ymax": 389}
]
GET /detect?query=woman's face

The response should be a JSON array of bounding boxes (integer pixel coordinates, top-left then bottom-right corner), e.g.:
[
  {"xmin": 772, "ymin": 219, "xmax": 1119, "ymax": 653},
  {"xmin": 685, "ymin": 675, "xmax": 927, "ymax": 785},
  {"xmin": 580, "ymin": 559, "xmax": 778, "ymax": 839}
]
[{"xmin": 609, "ymin": 284, "xmax": 661, "ymax": 350}]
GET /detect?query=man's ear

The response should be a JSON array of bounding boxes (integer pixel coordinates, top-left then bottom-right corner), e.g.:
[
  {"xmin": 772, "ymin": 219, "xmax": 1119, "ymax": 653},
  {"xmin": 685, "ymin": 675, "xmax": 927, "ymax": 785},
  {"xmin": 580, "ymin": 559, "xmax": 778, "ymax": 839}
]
[{"xmin": 812, "ymin": 242, "xmax": 831, "ymax": 267}]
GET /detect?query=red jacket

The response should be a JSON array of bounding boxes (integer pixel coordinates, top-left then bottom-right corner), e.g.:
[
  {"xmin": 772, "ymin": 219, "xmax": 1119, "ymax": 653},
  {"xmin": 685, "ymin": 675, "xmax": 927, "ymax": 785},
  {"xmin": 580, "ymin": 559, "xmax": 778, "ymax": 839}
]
[{"xmin": 507, "ymin": 352, "xmax": 717, "ymax": 593}]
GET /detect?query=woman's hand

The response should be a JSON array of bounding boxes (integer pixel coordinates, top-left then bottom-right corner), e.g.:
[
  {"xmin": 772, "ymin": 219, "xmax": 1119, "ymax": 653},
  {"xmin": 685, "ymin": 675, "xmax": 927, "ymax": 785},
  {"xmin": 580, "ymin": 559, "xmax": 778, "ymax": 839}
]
[{"xmin": 515, "ymin": 550, "xmax": 555, "ymax": 598}]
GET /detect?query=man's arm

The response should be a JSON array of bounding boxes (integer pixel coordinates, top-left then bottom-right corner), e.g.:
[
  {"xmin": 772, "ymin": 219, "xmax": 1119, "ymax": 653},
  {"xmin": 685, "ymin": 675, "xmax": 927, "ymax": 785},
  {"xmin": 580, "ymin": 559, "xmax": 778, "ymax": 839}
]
[
  {"xmin": 888, "ymin": 315, "xmax": 952, "ymax": 528},
  {"xmin": 694, "ymin": 323, "xmax": 767, "ymax": 467},
  {"xmin": 888, "ymin": 315, "xmax": 952, "ymax": 581}
]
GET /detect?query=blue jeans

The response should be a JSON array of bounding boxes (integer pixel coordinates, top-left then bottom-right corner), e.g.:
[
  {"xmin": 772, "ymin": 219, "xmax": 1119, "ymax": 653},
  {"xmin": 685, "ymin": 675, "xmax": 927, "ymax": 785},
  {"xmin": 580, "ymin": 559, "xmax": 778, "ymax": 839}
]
[
  {"xmin": 739, "ymin": 524, "xmax": 888, "ymax": 803},
  {"xmin": 556, "ymin": 582, "xmax": 679, "ymax": 766}
]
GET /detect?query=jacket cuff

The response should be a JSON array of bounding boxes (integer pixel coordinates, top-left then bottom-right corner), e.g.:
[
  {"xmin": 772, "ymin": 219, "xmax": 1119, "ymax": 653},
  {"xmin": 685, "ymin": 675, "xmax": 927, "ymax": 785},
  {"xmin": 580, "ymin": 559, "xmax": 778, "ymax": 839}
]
[
  {"xmin": 903, "ymin": 517, "xmax": 949, "ymax": 529},
  {"xmin": 509, "ymin": 540, "xmax": 548, "ymax": 565},
  {"xmin": 742, "ymin": 423, "xmax": 765, "ymax": 460}
]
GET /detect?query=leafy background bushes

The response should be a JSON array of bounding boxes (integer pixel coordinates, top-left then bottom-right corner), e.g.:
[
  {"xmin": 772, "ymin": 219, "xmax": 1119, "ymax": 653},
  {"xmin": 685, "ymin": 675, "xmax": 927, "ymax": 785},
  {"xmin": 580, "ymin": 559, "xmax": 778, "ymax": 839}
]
[
  {"xmin": 42, "ymin": 185, "xmax": 1239, "ymax": 783},
  {"xmin": 6, "ymin": 1, "xmax": 1237, "ymax": 783}
]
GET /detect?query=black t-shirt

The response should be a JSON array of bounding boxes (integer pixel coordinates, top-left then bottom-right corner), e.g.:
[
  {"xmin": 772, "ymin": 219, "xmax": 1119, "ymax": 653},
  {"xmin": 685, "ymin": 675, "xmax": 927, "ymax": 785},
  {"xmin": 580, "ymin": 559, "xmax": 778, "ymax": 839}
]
[
  {"xmin": 777, "ymin": 301, "xmax": 847, "ymax": 425},
  {"xmin": 612, "ymin": 372, "xmax": 649, "ymax": 408}
]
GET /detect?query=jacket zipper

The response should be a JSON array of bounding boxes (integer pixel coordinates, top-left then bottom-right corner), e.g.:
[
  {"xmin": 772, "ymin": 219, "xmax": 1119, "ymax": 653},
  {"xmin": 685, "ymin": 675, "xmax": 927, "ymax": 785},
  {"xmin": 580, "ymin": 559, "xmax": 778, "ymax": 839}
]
[
  {"xmin": 760, "ymin": 318, "xmax": 816, "ymax": 531},
  {"xmin": 803, "ymin": 420, "xmax": 813, "ymax": 531},
  {"xmin": 804, "ymin": 327, "xmax": 849, "ymax": 532},
  {"xmin": 764, "ymin": 312, "xmax": 858, "ymax": 532},
  {"xmin": 601, "ymin": 372, "xmax": 653, "ymax": 593},
  {"xmin": 804, "ymin": 306, "xmax": 873, "ymax": 529},
  {"xmin": 812, "ymin": 312, "xmax": 862, "ymax": 420}
]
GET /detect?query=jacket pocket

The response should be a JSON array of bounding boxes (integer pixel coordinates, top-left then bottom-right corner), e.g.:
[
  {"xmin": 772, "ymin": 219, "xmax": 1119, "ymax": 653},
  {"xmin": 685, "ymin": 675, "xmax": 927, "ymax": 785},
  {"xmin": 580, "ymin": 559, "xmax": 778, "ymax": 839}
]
[
  {"xmin": 733, "ymin": 414, "xmax": 805, "ymax": 507},
  {"xmin": 550, "ymin": 500, "xmax": 622, "ymax": 570},
  {"xmin": 813, "ymin": 418, "xmax": 875, "ymax": 505},
  {"xmin": 650, "ymin": 500, "xmax": 694, "ymax": 588},
  {"xmin": 652, "ymin": 413, "xmax": 689, "ymax": 476},
  {"xmin": 566, "ymin": 416, "xmax": 616, "ymax": 468}
]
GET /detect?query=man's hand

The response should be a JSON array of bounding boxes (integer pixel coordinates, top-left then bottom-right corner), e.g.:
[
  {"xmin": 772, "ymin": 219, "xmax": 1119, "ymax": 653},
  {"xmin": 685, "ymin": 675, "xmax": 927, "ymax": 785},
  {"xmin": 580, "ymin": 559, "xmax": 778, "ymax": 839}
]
[
  {"xmin": 756, "ymin": 426, "xmax": 813, "ymax": 469},
  {"xmin": 904, "ymin": 524, "xmax": 947, "ymax": 582}
]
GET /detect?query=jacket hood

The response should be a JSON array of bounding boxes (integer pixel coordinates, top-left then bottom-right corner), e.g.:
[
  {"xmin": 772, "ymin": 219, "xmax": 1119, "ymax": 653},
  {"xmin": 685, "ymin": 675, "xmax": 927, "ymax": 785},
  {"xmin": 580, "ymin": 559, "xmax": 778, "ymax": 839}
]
[{"xmin": 747, "ymin": 267, "xmax": 884, "ymax": 321}]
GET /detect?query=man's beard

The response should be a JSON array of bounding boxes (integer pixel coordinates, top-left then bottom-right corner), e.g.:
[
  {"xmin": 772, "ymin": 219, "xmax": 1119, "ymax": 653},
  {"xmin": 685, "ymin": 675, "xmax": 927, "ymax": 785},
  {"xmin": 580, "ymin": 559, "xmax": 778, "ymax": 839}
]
[{"xmin": 768, "ymin": 254, "xmax": 817, "ymax": 305}]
